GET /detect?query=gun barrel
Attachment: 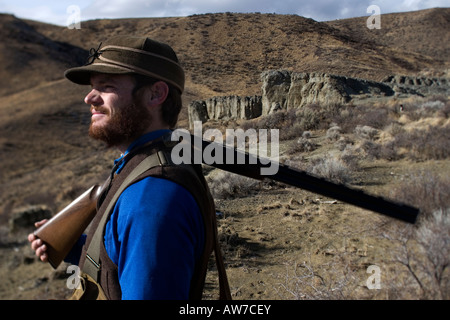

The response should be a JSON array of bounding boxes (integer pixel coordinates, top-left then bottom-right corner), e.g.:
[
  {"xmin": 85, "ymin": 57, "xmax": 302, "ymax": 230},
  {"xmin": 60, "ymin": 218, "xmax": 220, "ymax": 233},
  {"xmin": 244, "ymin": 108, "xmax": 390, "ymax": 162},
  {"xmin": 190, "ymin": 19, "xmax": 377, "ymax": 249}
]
[
  {"xmin": 194, "ymin": 135, "xmax": 419, "ymax": 224},
  {"xmin": 275, "ymin": 164, "xmax": 418, "ymax": 223}
]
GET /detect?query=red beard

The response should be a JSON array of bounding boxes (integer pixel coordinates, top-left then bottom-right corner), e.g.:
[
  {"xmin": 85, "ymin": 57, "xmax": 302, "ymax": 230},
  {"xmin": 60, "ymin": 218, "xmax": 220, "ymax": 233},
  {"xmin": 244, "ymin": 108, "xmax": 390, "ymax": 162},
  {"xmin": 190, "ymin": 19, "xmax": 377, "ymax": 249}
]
[{"xmin": 89, "ymin": 102, "xmax": 152, "ymax": 148}]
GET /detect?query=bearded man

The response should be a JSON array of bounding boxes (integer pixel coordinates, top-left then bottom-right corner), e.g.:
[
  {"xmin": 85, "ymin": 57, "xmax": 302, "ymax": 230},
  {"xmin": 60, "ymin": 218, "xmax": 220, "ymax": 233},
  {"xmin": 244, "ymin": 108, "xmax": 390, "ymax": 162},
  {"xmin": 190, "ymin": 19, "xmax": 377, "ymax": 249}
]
[{"xmin": 28, "ymin": 36, "xmax": 230, "ymax": 300}]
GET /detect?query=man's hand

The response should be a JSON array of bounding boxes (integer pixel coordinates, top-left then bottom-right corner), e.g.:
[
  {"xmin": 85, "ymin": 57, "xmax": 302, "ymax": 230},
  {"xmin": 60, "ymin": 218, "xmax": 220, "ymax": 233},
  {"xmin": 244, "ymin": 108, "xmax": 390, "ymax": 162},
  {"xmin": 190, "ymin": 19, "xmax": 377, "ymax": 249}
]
[{"xmin": 27, "ymin": 219, "xmax": 49, "ymax": 262}]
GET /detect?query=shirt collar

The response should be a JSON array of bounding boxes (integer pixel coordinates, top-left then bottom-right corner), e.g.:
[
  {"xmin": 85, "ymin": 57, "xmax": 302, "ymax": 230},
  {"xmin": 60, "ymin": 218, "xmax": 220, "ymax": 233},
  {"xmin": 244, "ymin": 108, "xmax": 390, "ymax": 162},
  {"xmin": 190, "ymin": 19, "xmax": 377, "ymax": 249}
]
[{"xmin": 113, "ymin": 129, "xmax": 171, "ymax": 175}]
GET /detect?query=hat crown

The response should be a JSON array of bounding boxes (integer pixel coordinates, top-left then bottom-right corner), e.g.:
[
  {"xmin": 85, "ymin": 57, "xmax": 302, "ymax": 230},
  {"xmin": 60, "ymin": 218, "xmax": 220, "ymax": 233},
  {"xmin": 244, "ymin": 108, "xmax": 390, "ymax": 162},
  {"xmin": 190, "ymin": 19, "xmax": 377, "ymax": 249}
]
[
  {"xmin": 100, "ymin": 36, "xmax": 180, "ymax": 64},
  {"xmin": 64, "ymin": 36, "xmax": 185, "ymax": 93}
]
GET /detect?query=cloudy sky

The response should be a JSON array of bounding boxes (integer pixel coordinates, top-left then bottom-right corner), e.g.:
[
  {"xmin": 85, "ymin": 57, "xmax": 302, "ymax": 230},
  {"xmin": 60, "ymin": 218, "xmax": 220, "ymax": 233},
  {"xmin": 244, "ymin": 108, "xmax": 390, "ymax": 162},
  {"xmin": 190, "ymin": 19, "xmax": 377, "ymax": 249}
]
[{"xmin": 1, "ymin": 0, "xmax": 448, "ymax": 26}]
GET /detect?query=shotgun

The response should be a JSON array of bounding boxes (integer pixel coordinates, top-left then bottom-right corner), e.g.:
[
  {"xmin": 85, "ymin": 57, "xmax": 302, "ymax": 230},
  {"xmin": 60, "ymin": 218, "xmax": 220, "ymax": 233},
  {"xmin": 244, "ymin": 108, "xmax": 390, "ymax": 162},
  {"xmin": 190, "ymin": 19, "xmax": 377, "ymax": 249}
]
[{"xmin": 34, "ymin": 135, "xmax": 419, "ymax": 268}]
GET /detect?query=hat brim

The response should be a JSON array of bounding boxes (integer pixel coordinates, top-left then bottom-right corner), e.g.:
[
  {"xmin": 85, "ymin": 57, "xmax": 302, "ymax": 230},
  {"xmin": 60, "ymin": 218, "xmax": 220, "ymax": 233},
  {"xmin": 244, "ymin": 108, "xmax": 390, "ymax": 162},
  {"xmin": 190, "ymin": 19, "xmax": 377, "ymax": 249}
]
[{"xmin": 64, "ymin": 63, "xmax": 135, "ymax": 85}]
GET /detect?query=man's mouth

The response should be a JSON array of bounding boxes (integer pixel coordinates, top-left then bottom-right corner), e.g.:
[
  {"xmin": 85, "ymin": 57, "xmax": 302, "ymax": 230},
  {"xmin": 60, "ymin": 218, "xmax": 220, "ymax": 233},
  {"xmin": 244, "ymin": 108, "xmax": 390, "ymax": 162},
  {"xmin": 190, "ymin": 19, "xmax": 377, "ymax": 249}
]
[{"xmin": 91, "ymin": 108, "xmax": 108, "ymax": 120}]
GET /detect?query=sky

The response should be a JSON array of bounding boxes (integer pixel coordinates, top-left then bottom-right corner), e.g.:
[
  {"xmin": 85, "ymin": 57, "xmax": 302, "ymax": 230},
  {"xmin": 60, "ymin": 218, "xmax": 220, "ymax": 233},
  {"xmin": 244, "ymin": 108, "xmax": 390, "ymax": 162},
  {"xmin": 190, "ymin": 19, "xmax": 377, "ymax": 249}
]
[{"xmin": 0, "ymin": 0, "xmax": 448, "ymax": 26}]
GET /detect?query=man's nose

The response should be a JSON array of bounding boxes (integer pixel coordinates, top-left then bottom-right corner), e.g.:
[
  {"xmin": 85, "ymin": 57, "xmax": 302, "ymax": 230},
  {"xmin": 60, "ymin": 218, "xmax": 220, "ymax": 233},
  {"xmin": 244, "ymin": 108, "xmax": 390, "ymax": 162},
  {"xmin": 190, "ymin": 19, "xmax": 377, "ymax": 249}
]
[{"xmin": 84, "ymin": 89, "xmax": 102, "ymax": 106}]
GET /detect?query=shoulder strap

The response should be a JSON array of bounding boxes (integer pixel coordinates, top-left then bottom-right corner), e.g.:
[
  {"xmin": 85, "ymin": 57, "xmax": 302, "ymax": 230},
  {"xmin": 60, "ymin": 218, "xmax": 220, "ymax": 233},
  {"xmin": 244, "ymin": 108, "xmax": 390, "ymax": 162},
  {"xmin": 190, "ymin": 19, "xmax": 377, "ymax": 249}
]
[{"xmin": 83, "ymin": 150, "xmax": 167, "ymax": 281}]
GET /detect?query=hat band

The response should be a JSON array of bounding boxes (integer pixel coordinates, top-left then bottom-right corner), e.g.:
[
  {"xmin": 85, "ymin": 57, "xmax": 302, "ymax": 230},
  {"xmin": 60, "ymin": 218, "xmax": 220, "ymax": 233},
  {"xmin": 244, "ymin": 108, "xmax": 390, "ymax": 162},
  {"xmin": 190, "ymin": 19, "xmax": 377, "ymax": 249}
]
[
  {"xmin": 95, "ymin": 57, "xmax": 184, "ymax": 93},
  {"xmin": 101, "ymin": 45, "xmax": 183, "ymax": 68}
]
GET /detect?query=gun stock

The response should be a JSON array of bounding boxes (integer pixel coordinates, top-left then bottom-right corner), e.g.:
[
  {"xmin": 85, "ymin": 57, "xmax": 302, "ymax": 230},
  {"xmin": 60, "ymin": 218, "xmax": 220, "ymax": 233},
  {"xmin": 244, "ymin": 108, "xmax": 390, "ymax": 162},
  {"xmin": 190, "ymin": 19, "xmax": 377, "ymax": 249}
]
[{"xmin": 34, "ymin": 185, "xmax": 102, "ymax": 269}]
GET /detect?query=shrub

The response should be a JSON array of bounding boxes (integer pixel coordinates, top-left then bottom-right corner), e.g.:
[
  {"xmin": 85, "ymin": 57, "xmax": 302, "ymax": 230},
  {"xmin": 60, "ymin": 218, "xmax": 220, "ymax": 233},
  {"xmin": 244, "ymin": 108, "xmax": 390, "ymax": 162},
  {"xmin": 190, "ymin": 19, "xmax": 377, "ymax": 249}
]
[
  {"xmin": 280, "ymin": 122, "xmax": 304, "ymax": 141},
  {"xmin": 286, "ymin": 137, "xmax": 318, "ymax": 155},
  {"xmin": 389, "ymin": 170, "xmax": 450, "ymax": 216},
  {"xmin": 354, "ymin": 125, "xmax": 378, "ymax": 141},
  {"xmin": 335, "ymin": 136, "xmax": 354, "ymax": 152},
  {"xmin": 339, "ymin": 146, "xmax": 360, "ymax": 171},
  {"xmin": 326, "ymin": 125, "xmax": 341, "ymax": 141},
  {"xmin": 276, "ymin": 259, "xmax": 355, "ymax": 299},
  {"xmin": 302, "ymin": 131, "xmax": 312, "ymax": 139},
  {"xmin": 358, "ymin": 140, "xmax": 383, "ymax": 160},
  {"xmin": 206, "ymin": 170, "xmax": 260, "ymax": 199},
  {"xmin": 401, "ymin": 96, "xmax": 450, "ymax": 121},
  {"xmin": 389, "ymin": 126, "xmax": 450, "ymax": 160},
  {"xmin": 308, "ymin": 153, "xmax": 352, "ymax": 184},
  {"xmin": 385, "ymin": 122, "xmax": 405, "ymax": 137},
  {"xmin": 332, "ymin": 105, "xmax": 357, "ymax": 133},
  {"xmin": 258, "ymin": 111, "xmax": 286, "ymax": 129},
  {"xmin": 414, "ymin": 208, "xmax": 450, "ymax": 299},
  {"xmin": 378, "ymin": 141, "xmax": 400, "ymax": 161},
  {"xmin": 367, "ymin": 125, "xmax": 450, "ymax": 161},
  {"xmin": 243, "ymin": 105, "xmax": 335, "ymax": 141},
  {"xmin": 358, "ymin": 107, "xmax": 390, "ymax": 129},
  {"xmin": 385, "ymin": 207, "xmax": 450, "ymax": 299}
]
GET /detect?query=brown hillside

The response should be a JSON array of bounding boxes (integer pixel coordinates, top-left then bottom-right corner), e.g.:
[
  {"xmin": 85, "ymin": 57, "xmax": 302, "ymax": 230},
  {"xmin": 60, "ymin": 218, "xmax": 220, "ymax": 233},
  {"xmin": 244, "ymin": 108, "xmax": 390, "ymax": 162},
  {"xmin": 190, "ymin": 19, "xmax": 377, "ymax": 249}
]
[
  {"xmin": 326, "ymin": 8, "xmax": 449, "ymax": 70},
  {"xmin": 1, "ymin": 8, "xmax": 448, "ymax": 207},
  {"xmin": 1, "ymin": 8, "xmax": 448, "ymax": 215},
  {"xmin": 0, "ymin": 14, "xmax": 86, "ymax": 97},
  {"xmin": 0, "ymin": 9, "xmax": 449, "ymax": 300},
  {"xmin": 25, "ymin": 9, "xmax": 449, "ymax": 98}
]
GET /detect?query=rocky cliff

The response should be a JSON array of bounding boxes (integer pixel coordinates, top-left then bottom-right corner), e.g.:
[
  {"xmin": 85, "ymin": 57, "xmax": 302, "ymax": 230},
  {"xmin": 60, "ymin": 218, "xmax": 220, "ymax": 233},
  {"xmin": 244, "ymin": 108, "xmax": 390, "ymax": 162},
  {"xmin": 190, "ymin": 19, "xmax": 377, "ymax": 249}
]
[
  {"xmin": 188, "ymin": 70, "xmax": 449, "ymax": 128},
  {"xmin": 188, "ymin": 95, "xmax": 262, "ymax": 128},
  {"xmin": 383, "ymin": 74, "xmax": 449, "ymax": 96},
  {"xmin": 260, "ymin": 71, "xmax": 396, "ymax": 115}
]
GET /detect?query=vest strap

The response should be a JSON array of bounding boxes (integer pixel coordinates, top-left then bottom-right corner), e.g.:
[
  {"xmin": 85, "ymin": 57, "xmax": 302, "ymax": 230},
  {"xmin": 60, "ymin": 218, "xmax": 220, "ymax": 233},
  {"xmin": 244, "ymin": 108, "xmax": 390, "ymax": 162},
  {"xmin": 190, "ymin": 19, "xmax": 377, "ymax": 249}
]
[
  {"xmin": 81, "ymin": 144, "xmax": 231, "ymax": 300},
  {"xmin": 83, "ymin": 150, "xmax": 166, "ymax": 281}
]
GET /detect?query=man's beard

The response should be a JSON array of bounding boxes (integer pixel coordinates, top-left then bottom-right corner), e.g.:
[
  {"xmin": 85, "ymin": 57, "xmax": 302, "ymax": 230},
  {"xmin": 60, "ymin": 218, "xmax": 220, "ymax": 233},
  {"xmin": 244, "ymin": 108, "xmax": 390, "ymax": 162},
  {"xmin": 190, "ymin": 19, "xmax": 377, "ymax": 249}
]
[{"xmin": 88, "ymin": 102, "xmax": 152, "ymax": 148}]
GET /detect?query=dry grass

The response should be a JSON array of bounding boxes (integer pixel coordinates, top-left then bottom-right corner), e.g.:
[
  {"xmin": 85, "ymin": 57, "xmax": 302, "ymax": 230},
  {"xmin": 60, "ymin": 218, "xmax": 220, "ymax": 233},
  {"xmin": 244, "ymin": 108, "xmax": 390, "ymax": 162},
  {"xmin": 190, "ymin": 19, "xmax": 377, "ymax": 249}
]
[
  {"xmin": 389, "ymin": 170, "xmax": 450, "ymax": 216},
  {"xmin": 381, "ymin": 208, "xmax": 449, "ymax": 299}
]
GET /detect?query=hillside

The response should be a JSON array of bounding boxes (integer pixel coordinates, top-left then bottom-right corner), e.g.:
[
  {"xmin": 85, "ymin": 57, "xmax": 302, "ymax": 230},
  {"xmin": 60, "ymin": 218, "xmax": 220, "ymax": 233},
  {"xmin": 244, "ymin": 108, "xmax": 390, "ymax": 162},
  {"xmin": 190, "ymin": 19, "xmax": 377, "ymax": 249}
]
[
  {"xmin": 0, "ymin": 9, "xmax": 449, "ymax": 300},
  {"xmin": 0, "ymin": 14, "xmax": 86, "ymax": 97},
  {"xmin": 25, "ymin": 9, "xmax": 449, "ymax": 95},
  {"xmin": 1, "ymin": 9, "xmax": 448, "ymax": 182},
  {"xmin": 326, "ymin": 8, "xmax": 449, "ymax": 69}
]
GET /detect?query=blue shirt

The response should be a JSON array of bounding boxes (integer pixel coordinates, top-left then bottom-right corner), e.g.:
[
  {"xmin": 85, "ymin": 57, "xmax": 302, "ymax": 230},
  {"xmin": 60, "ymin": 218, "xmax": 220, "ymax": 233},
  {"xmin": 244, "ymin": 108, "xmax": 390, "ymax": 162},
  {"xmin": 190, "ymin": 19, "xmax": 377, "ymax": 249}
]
[{"xmin": 66, "ymin": 130, "xmax": 205, "ymax": 300}]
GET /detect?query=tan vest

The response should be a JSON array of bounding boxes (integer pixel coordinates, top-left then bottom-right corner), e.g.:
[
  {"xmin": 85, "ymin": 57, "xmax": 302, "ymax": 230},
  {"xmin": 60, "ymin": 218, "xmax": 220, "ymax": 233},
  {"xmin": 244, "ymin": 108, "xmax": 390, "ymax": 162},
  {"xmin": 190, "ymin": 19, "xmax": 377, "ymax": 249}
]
[{"xmin": 78, "ymin": 140, "xmax": 230, "ymax": 300}]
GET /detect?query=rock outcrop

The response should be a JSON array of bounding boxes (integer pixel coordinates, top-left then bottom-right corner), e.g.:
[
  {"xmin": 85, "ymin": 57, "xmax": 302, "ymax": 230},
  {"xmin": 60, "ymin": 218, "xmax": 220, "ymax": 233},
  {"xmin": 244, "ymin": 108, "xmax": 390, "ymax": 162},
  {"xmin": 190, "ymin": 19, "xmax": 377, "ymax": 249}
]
[
  {"xmin": 188, "ymin": 70, "xmax": 449, "ymax": 128},
  {"xmin": 260, "ymin": 70, "xmax": 395, "ymax": 115},
  {"xmin": 383, "ymin": 75, "xmax": 449, "ymax": 96},
  {"xmin": 188, "ymin": 95, "xmax": 262, "ymax": 128}
]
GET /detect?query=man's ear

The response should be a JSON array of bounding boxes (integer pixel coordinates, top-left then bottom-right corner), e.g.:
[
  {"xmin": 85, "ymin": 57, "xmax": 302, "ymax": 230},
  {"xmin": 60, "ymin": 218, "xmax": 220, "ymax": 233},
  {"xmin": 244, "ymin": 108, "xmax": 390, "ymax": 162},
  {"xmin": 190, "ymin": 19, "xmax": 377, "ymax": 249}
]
[{"xmin": 148, "ymin": 81, "xmax": 169, "ymax": 107}]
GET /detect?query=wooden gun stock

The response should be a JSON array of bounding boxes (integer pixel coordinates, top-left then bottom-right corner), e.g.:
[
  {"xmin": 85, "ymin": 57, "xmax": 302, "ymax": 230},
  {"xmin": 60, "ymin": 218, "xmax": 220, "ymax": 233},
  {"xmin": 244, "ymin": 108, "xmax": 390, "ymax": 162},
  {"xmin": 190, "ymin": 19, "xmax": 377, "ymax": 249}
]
[{"xmin": 34, "ymin": 185, "xmax": 102, "ymax": 269}]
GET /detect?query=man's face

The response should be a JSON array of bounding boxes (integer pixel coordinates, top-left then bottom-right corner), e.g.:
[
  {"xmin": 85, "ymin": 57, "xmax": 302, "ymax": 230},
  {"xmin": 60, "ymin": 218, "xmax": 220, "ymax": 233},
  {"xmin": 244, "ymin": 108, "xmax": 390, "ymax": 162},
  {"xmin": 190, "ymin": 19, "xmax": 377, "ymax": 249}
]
[{"xmin": 85, "ymin": 73, "xmax": 152, "ymax": 148}]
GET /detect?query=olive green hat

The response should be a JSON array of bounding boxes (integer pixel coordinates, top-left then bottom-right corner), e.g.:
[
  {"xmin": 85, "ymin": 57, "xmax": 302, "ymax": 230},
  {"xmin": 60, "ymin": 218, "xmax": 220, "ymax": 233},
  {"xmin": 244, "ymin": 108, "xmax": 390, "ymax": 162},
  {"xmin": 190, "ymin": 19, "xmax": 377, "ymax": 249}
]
[{"xmin": 64, "ymin": 36, "xmax": 185, "ymax": 93}]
